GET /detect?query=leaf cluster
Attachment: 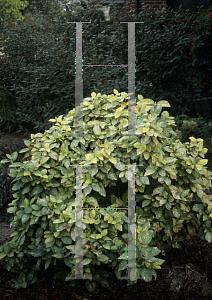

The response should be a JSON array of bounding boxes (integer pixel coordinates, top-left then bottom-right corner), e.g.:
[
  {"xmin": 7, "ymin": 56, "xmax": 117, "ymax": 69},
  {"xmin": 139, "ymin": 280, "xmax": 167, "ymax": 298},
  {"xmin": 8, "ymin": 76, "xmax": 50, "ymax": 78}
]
[
  {"xmin": 0, "ymin": 140, "xmax": 30, "ymax": 223},
  {"xmin": 0, "ymin": 91, "xmax": 212, "ymax": 293},
  {"xmin": 175, "ymin": 114, "xmax": 212, "ymax": 143},
  {"xmin": 0, "ymin": 3, "xmax": 212, "ymax": 134}
]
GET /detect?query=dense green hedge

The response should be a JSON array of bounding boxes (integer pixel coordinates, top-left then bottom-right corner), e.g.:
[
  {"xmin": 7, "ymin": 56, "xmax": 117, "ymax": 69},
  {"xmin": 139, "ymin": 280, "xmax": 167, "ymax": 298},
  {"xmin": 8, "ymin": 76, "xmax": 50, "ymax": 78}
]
[{"xmin": 0, "ymin": 2, "xmax": 211, "ymax": 134}]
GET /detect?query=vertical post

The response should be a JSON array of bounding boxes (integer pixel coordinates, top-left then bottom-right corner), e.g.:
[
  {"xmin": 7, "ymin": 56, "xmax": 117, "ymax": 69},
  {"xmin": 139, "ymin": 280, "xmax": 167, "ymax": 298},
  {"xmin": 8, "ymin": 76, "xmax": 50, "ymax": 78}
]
[
  {"xmin": 67, "ymin": 20, "xmax": 144, "ymax": 281},
  {"xmin": 75, "ymin": 22, "xmax": 83, "ymax": 136},
  {"xmin": 75, "ymin": 165, "xmax": 83, "ymax": 279},
  {"xmin": 127, "ymin": 22, "xmax": 136, "ymax": 136},
  {"xmin": 121, "ymin": 164, "xmax": 137, "ymax": 281},
  {"xmin": 70, "ymin": 21, "xmax": 91, "ymax": 136},
  {"xmin": 66, "ymin": 21, "xmax": 91, "ymax": 280}
]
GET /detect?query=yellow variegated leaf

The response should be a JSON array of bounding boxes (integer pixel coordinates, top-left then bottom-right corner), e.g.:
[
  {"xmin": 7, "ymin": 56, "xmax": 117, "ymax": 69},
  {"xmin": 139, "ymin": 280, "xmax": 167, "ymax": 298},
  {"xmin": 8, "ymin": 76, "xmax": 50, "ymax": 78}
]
[
  {"xmin": 146, "ymin": 145, "xmax": 151, "ymax": 152},
  {"xmin": 109, "ymin": 157, "xmax": 118, "ymax": 164},
  {"xmin": 144, "ymin": 152, "xmax": 150, "ymax": 160},
  {"xmin": 143, "ymin": 127, "xmax": 150, "ymax": 133},
  {"xmin": 114, "ymin": 89, "xmax": 119, "ymax": 95},
  {"xmin": 157, "ymin": 100, "xmax": 171, "ymax": 107},
  {"xmin": 134, "ymin": 142, "xmax": 141, "ymax": 148},
  {"xmin": 90, "ymin": 210, "xmax": 96, "ymax": 218},
  {"xmin": 141, "ymin": 99, "xmax": 154, "ymax": 105}
]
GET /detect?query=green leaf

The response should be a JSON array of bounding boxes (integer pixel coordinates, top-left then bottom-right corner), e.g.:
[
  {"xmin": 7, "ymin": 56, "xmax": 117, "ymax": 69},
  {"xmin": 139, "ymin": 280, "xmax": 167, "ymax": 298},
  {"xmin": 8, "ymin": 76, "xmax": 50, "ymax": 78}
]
[
  {"xmin": 32, "ymin": 185, "xmax": 43, "ymax": 195},
  {"xmin": 153, "ymin": 186, "xmax": 165, "ymax": 195},
  {"xmin": 4, "ymin": 243, "xmax": 11, "ymax": 254},
  {"xmin": 144, "ymin": 166, "xmax": 156, "ymax": 176},
  {"xmin": 16, "ymin": 210, "xmax": 25, "ymax": 219},
  {"xmin": 118, "ymin": 260, "xmax": 127, "ymax": 271},
  {"xmin": 83, "ymin": 258, "xmax": 92, "ymax": 265},
  {"xmin": 172, "ymin": 207, "xmax": 181, "ymax": 218},
  {"xmin": 40, "ymin": 157, "xmax": 50, "ymax": 165},
  {"xmin": 165, "ymin": 177, "xmax": 171, "ymax": 186},
  {"xmin": 111, "ymin": 245, "xmax": 118, "ymax": 250},
  {"xmin": 103, "ymin": 242, "xmax": 111, "ymax": 250},
  {"xmin": 52, "ymin": 253, "xmax": 63, "ymax": 259},
  {"xmin": 205, "ymin": 232, "xmax": 212, "ymax": 243},
  {"xmin": 12, "ymin": 181, "xmax": 25, "ymax": 190},
  {"xmin": 98, "ymin": 254, "xmax": 110, "ymax": 263},
  {"xmin": 71, "ymin": 231, "xmax": 76, "ymax": 241},
  {"xmin": 29, "ymin": 248, "xmax": 45, "ymax": 257},
  {"xmin": 101, "ymin": 229, "xmax": 108, "ymax": 237},
  {"xmin": 141, "ymin": 268, "xmax": 153, "ymax": 281},
  {"xmin": 24, "ymin": 206, "xmax": 32, "ymax": 214},
  {"xmin": 100, "ymin": 278, "xmax": 109, "ymax": 288},
  {"xmin": 37, "ymin": 198, "xmax": 48, "ymax": 206},
  {"xmin": 138, "ymin": 230, "xmax": 152, "ymax": 245},
  {"xmin": 19, "ymin": 148, "xmax": 30, "ymax": 153},
  {"xmin": 140, "ymin": 176, "xmax": 150, "ymax": 185},
  {"xmin": 192, "ymin": 204, "xmax": 204, "ymax": 212},
  {"xmin": 45, "ymin": 236, "xmax": 55, "ymax": 243},
  {"xmin": 32, "ymin": 210, "xmax": 42, "ymax": 217},
  {"xmin": 187, "ymin": 223, "xmax": 196, "ymax": 234},
  {"xmin": 61, "ymin": 236, "xmax": 72, "ymax": 245},
  {"xmin": 36, "ymin": 228, "xmax": 43, "ymax": 239},
  {"xmin": 157, "ymin": 100, "xmax": 171, "ymax": 107},
  {"xmin": 64, "ymin": 257, "xmax": 73, "ymax": 268},
  {"xmin": 9, "ymin": 162, "xmax": 23, "ymax": 168},
  {"xmin": 11, "ymin": 152, "xmax": 18, "ymax": 161},
  {"xmin": 118, "ymin": 252, "xmax": 128, "ymax": 260},
  {"xmin": 0, "ymin": 252, "xmax": 7, "ymax": 259},
  {"xmin": 19, "ymin": 235, "xmax": 26, "ymax": 246},
  {"xmin": 7, "ymin": 207, "xmax": 15, "ymax": 214},
  {"xmin": 140, "ymin": 246, "xmax": 161, "ymax": 258},
  {"xmin": 0, "ymin": 159, "xmax": 11, "ymax": 164},
  {"xmin": 142, "ymin": 200, "xmax": 151, "ymax": 207},
  {"xmin": 45, "ymin": 258, "xmax": 52, "ymax": 270},
  {"xmin": 49, "ymin": 151, "xmax": 58, "ymax": 160},
  {"xmin": 31, "ymin": 204, "xmax": 39, "ymax": 210},
  {"xmin": 85, "ymin": 280, "xmax": 96, "ymax": 292},
  {"xmin": 41, "ymin": 207, "xmax": 48, "ymax": 215},
  {"xmin": 114, "ymin": 223, "xmax": 122, "ymax": 231},
  {"xmin": 41, "ymin": 220, "xmax": 48, "ymax": 230},
  {"xmin": 164, "ymin": 157, "xmax": 177, "ymax": 164},
  {"xmin": 45, "ymin": 237, "xmax": 55, "ymax": 248},
  {"xmin": 170, "ymin": 186, "xmax": 181, "ymax": 200},
  {"xmin": 22, "ymin": 214, "xmax": 30, "ymax": 224},
  {"xmin": 107, "ymin": 172, "xmax": 118, "ymax": 180},
  {"xmin": 24, "ymin": 168, "xmax": 31, "ymax": 176}
]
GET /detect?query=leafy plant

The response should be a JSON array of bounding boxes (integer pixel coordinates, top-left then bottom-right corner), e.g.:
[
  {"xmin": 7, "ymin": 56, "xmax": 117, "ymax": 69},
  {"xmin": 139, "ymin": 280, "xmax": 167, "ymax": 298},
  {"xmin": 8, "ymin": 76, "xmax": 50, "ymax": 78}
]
[
  {"xmin": 0, "ymin": 2, "xmax": 211, "ymax": 134},
  {"xmin": 162, "ymin": 5, "xmax": 212, "ymax": 99},
  {"xmin": 0, "ymin": 0, "xmax": 28, "ymax": 28},
  {"xmin": 174, "ymin": 114, "xmax": 212, "ymax": 143},
  {"xmin": 0, "ymin": 89, "xmax": 18, "ymax": 121},
  {"xmin": 0, "ymin": 140, "xmax": 30, "ymax": 223},
  {"xmin": 0, "ymin": 91, "xmax": 212, "ymax": 293}
]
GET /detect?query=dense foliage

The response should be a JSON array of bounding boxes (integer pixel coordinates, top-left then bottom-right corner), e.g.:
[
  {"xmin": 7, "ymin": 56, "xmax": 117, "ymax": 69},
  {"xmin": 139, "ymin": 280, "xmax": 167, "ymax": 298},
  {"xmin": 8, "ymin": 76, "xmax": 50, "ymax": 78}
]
[
  {"xmin": 0, "ymin": 2, "xmax": 211, "ymax": 134},
  {"xmin": 0, "ymin": 91, "xmax": 212, "ymax": 293},
  {"xmin": 0, "ymin": 0, "xmax": 28, "ymax": 27},
  {"xmin": 0, "ymin": 141, "xmax": 29, "ymax": 223}
]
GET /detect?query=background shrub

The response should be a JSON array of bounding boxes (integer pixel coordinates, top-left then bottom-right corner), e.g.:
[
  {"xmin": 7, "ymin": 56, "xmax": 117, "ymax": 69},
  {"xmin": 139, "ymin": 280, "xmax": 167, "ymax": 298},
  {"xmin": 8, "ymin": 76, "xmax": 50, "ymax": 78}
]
[
  {"xmin": 174, "ymin": 114, "xmax": 212, "ymax": 142},
  {"xmin": 0, "ymin": 1, "xmax": 211, "ymax": 134}
]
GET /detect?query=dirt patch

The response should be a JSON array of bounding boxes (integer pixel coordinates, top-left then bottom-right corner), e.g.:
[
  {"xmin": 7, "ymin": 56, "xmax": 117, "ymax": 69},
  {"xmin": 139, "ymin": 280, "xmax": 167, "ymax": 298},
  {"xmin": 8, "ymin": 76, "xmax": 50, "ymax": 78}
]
[
  {"xmin": 0, "ymin": 221, "xmax": 16, "ymax": 246},
  {"xmin": 0, "ymin": 131, "xmax": 34, "ymax": 147}
]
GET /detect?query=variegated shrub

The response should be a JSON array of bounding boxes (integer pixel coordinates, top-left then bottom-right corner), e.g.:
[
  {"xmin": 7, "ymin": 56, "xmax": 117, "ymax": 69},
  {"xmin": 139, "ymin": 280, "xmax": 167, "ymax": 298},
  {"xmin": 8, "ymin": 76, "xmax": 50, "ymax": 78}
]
[{"xmin": 0, "ymin": 90, "xmax": 212, "ymax": 293}]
